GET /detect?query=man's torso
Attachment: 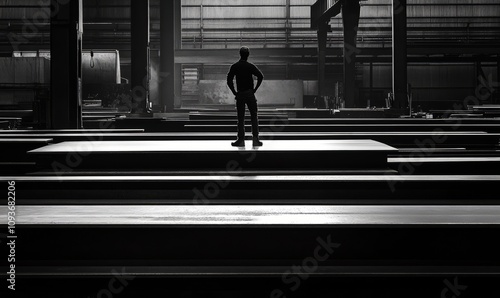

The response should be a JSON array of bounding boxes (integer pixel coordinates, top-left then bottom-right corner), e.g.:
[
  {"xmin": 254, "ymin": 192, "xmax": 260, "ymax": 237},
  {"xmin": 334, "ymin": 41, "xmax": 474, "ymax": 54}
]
[{"xmin": 231, "ymin": 60, "xmax": 257, "ymax": 92}]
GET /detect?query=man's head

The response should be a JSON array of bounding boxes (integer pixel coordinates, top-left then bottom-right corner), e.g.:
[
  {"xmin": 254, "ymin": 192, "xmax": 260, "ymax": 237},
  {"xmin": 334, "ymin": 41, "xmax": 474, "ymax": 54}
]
[{"xmin": 239, "ymin": 46, "xmax": 250, "ymax": 60}]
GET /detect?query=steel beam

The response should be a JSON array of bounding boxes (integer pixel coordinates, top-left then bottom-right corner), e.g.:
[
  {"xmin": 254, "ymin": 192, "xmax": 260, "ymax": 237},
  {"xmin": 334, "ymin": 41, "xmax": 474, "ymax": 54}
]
[
  {"xmin": 131, "ymin": 0, "xmax": 150, "ymax": 114},
  {"xmin": 6, "ymin": 45, "xmax": 498, "ymax": 59},
  {"xmin": 50, "ymin": 0, "xmax": 83, "ymax": 129},
  {"xmin": 342, "ymin": 0, "xmax": 361, "ymax": 108},
  {"xmin": 496, "ymin": 55, "xmax": 500, "ymax": 104},
  {"xmin": 311, "ymin": 0, "xmax": 342, "ymax": 30},
  {"xmin": 317, "ymin": 22, "xmax": 329, "ymax": 97},
  {"xmin": 173, "ymin": 49, "xmax": 498, "ymax": 64},
  {"xmin": 392, "ymin": 0, "xmax": 408, "ymax": 110},
  {"xmin": 174, "ymin": 0, "xmax": 182, "ymax": 109},
  {"xmin": 160, "ymin": 0, "xmax": 176, "ymax": 112}
]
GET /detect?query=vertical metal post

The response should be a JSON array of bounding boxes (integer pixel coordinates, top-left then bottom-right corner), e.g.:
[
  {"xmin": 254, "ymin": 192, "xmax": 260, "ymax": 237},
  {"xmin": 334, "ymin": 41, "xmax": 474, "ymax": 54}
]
[
  {"xmin": 317, "ymin": 22, "xmax": 328, "ymax": 97},
  {"xmin": 342, "ymin": 0, "xmax": 360, "ymax": 108},
  {"xmin": 174, "ymin": 0, "xmax": 182, "ymax": 109},
  {"xmin": 50, "ymin": 0, "xmax": 83, "ymax": 129},
  {"xmin": 160, "ymin": 0, "xmax": 176, "ymax": 113},
  {"xmin": 131, "ymin": 0, "xmax": 150, "ymax": 114},
  {"xmin": 370, "ymin": 62, "xmax": 374, "ymax": 107},
  {"xmin": 392, "ymin": 0, "xmax": 408, "ymax": 110},
  {"xmin": 286, "ymin": 0, "xmax": 291, "ymax": 47},
  {"xmin": 200, "ymin": 1, "xmax": 204, "ymax": 48},
  {"xmin": 496, "ymin": 55, "xmax": 500, "ymax": 103}
]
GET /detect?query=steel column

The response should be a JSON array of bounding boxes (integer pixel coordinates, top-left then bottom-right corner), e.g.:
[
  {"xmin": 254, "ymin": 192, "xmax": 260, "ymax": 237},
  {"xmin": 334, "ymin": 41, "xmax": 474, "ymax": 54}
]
[
  {"xmin": 392, "ymin": 0, "xmax": 408, "ymax": 110},
  {"xmin": 317, "ymin": 22, "xmax": 328, "ymax": 97},
  {"xmin": 174, "ymin": 0, "xmax": 182, "ymax": 109},
  {"xmin": 342, "ymin": 0, "xmax": 360, "ymax": 108},
  {"xmin": 50, "ymin": 0, "xmax": 83, "ymax": 129},
  {"xmin": 131, "ymin": 0, "xmax": 150, "ymax": 114},
  {"xmin": 496, "ymin": 55, "xmax": 500, "ymax": 103},
  {"xmin": 160, "ymin": 0, "xmax": 176, "ymax": 112}
]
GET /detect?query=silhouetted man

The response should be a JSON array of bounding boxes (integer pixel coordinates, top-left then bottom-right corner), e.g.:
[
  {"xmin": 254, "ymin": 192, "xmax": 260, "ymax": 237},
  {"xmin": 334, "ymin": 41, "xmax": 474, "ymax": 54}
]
[{"xmin": 227, "ymin": 46, "xmax": 264, "ymax": 147}]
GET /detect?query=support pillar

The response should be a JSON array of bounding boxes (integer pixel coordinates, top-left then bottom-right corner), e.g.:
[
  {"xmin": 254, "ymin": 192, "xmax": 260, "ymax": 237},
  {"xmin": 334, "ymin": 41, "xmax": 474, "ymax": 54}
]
[
  {"xmin": 317, "ymin": 22, "xmax": 328, "ymax": 97},
  {"xmin": 342, "ymin": 0, "xmax": 360, "ymax": 108},
  {"xmin": 131, "ymin": 0, "xmax": 150, "ymax": 114},
  {"xmin": 392, "ymin": 0, "xmax": 408, "ymax": 110},
  {"xmin": 50, "ymin": 0, "xmax": 83, "ymax": 129},
  {"xmin": 174, "ymin": 0, "xmax": 182, "ymax": 109},
  {"xmin": 160, "ymin": 0, "xmax": 176, "ymax": 112},
  {"xmin": 496, "ymin": 55, "xmax": 500, "ymax": 104},
  {"xmin": 369, "ymin": 62, "xmax": 374, "ymax": 107},
  {"xmin": 285, "ymin": 0, "xmax": 291, "ymax": 47}
]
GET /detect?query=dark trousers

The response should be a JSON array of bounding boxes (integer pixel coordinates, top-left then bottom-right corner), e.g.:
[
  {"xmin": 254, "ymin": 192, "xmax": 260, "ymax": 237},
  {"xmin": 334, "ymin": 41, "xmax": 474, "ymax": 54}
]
[{"xmin": 236, "ymin": 90, "xmax": 259, "ymax": 138}]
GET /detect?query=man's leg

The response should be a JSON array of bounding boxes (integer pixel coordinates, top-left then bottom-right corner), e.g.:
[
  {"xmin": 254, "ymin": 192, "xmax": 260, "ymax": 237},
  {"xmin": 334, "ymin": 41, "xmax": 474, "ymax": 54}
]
[
  {"xmin": 232, "ymin": 98, "xmax": 246, "ymax": 147},
  {"xmin": 246, "ymin": 96, "xmax": 263, "ymax": 146},
  {"xmin": 236, "ymin": 98, "xmax": 246, "ymax": 138},
  {"xmin": 246, "ymin": 97, "xmax": 259, "ymax": 137}
]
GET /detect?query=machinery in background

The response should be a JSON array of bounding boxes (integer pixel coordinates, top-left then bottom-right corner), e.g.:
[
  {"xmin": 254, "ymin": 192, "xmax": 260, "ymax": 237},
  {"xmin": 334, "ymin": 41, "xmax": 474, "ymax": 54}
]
[
  {"xmin": 333, "ymin": 81, "xmax": 344, "ymax": 109},
  {"xmin": 0, "ymin": 55, "xmax": 50, "ymax": 128},
  {"xmin": 0, "ymin": 50, "xmax": 128, "ymax": 128},
  {"xmin": 81, "ymin": 50, "xmax": 125, "ymax": 108}
]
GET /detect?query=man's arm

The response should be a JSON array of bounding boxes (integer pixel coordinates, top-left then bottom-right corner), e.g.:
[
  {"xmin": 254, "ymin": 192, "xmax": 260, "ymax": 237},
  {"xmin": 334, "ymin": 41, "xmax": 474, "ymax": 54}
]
[
  {"xmin": 253, "ymin": 65, "xmax": 264, "ymax": 93},
  {"xmin": 227, "ymin": 65, "xmax": 237, "ymax": 96}
]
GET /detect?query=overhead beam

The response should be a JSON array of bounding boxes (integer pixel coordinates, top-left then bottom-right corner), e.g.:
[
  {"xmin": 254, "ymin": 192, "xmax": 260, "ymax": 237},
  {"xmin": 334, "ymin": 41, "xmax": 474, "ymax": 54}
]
[
  {"xmin": 174, "ymin": 56, "xmax": 499, "ymax": 65},
  {"xmin": 174, "ymin": 48, "xmax": 500, "ymax": 64},
  {"xmin": 311, "ymin": 0, "xmax": 342, "ymax": 30},
  {"xmin": 50, "ymin": 0, "xmax": 83, "ymax": 129},
  {"xmin": 6, "ymin": 45, "xmax": 499, "ymax": 57}
]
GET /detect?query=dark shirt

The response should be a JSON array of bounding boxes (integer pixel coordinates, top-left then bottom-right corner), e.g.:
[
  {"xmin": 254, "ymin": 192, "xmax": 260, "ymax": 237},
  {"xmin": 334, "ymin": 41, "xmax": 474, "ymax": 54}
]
[{"xmin": 227, "ymin": 60, "xmax": 264, "ymax": 94}]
